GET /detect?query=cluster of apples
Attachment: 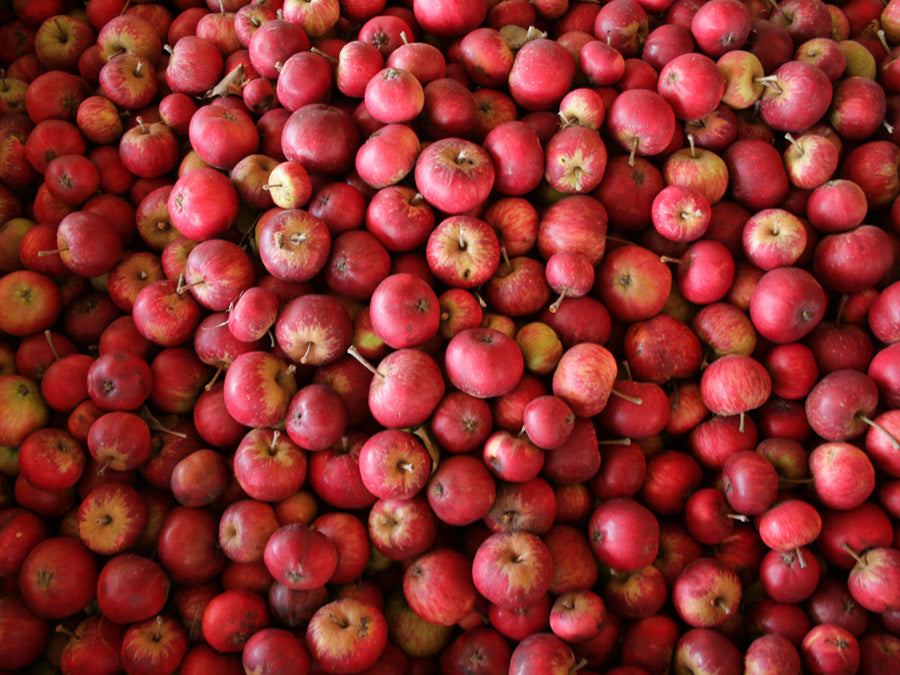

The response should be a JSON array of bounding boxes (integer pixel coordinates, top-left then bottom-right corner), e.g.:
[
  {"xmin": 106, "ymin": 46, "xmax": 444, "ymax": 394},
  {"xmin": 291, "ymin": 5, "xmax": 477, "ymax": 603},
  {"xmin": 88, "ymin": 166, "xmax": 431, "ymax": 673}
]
[{"xmin": 1, "ymin": 0, "xmax": 900, "ymax": 673}]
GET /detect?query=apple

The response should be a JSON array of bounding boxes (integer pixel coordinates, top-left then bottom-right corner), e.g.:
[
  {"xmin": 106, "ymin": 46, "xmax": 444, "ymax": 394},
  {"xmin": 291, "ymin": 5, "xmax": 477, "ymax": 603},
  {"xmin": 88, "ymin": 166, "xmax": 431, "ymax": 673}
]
[
  {"xmin": 403, "ymin": 548, "xmax": 477, "ymax": 626},
  {"xmin": 672, "ymin": 556, "xmax": 742, "ymax": 628},
  {"xmin": 18, "ymin": 535, "xmax": 99, "ymax": 619},
  {"xmin": 306, "ymin": 598, "xmax": 388, "ymax": 673},
  {"xmin": 444, "ymin": 327, "xmax": 524, "ymax": 399},
  {"xmin": 414, "ymin": 136, "xmax": 495, "ymax": 214},
  {"xmin": 97, "ymin": 553, "xmax": 169, "ymax": 626},
  {"xmin": 588, "ymin": 498, "xmax": 659, "ymax": 573},
  {"xmin": 358, "ymin": 429, "xmax": 431, "ymax": 501},
  {"xmin": 674, "ymin": 627, "xmax": 743, "ymax": 675},
  {"xmin": 606, "ymin": 88, "xmax": 677, "ymax": 163},
  {"xmin": 749, "ymin": 266, "xmax": 827, "ymax": 343},
  {"xmin": 801, "ymin": 623, "xmax": 860, "ymax": 675}
]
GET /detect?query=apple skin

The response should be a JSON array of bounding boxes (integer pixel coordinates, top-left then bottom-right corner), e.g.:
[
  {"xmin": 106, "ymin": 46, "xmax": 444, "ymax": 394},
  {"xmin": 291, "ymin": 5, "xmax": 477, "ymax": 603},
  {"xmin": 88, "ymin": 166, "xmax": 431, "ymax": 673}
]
[
  {"xmin": 263, "ymin": 523, "xmax": 338, "ymax": 592},
  {"xmin": 588, "ymin": 498, "xmax": 659, "ymax": 573},
  {"xmin": 18, "ymin": 535, "xmax": 99, "ymax": 620},
  {"xmin": 242, "ymin": 628, "xmax": 311, "ymax": 675},
  {"xmin": 508, "ymin": 38, "xmax": 576, "ymax": 112},
  {"xmin": 306, "ymin": 598, "xmax": 388, "ymax": 674},
  {"xmin": 749, "ymin": 266, "xmax": 828, "ymax": 344},
  {"xmin": 801, "ymin": 624, "xmax": 860, "ymax": 675},
  {"xmin": 552, "ymin": 342, "xmax": 617, "ymax": 418},
  {"xmin": 445, "ymin": 327, "xmax": 524, "ymax": 399},
  {"xmin": 96, "ymin": 553, "xmax": 169, "ymax": 625},
  {"xmin": 483, "ymin": 120, "xmax": 545, "ymax": 196},
  {"xmin": 473, "ymin": 530, "xmax": 553, "ymax": 611},
  {"xmin": 672, "ymin": 556, "xmax": 742, "ymax": 629},
  {"xmin": 0, "ymin": 594, "xmax": 52, "ymax": 670},
  {"xmin": 414, "ymin": 136, "xmax": 495, "ymax": 214},
  {"xmin": 403, "ymin": 548, "xmax": 477, "ymax": 626},
  {"xmin": 674, "ymin": 627, "xmax": 743, "ymax": 675}
]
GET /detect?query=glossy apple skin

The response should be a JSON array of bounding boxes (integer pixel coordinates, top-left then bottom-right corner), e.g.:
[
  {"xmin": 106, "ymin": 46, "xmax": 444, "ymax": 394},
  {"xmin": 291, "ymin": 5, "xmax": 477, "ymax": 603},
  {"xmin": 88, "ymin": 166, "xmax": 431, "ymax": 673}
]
[{"xmin": 588, "ymin": 498, "xmax": 659, "ymax": 573}]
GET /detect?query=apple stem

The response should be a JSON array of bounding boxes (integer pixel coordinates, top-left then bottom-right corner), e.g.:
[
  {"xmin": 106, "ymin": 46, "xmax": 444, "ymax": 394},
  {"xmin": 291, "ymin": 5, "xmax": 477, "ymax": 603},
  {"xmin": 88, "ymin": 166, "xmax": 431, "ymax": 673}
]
[
  {"xmin": 680, "ymin": 209, "xmax": 703, "ymax": 219},
  {"xmin": 687, "ymin": 133, "xmax": 697, "ymax": 159},
  {"xmin": 289, "ymin": 232, "xmax": 308, "ymax": 245},
  {"xmin": 155, "ymin": 615, "xmax": 164, "ymax": 641},
  {"xmin": 885, "ymin": 119, "xmax": 896, "ymax": 135},
  {"xmin": 755, "ymin": 75, "xmax": 783, "ymax": 94},
  {"xmin": 726, "ymin": 513, "xmax": 749, "ymax": 522},
  {"xmin": 767, "ymin": 0, "xmax": 789, "ymax": 20},
  {"xmin": 784, "ymin": 133, "xmax": 802, "ymax": 154},
  {"xmin": 269, "ymin": 430, "xmax": 281, "ymax": 454},
  {"xmin": 610, "ymin": 388, "xmax": 642, "ymax": 405},
  {"xmin": 37, "ymin": 248, "xmax": 68, "ymax": 256},
  {"xmin": 410, "ymin": 425, "xmax": 440, "ymax": 475},
  {"xmin": 136, "ymin": 116, "xmax": 148, "ymax": 134},
  {"xmin": 548, "ymin": 290, "xmax": 568, "ymax": 313},
  {"xmin": 164, "ymin": 44, "xmax": 174, "ymax": 56},
  {"xmin": 398, "ymin": 461, "xmax": 413, "ymax": 473},
  {"xmin": 205, "ymin": 363, "xmax": 225, "ymax": 391},
  {"xmin": 877, "ymin": 29, "xmax": 891, "ymax": 54},
  {"xmin": 659, "ymin": 255, "xmax": 684, "ymax": 265},
  {"xmin": 628, "ymin": 137, "xmax": 638, "ymax": 166},
  {"xmin": 55, "ymin": 625, "xmax": 77, "ymax": 639},
  {"xmin": 346, "ymin": 345, "xmax": 382, "ymax": 378},
  {"xmin": 218, "ymin": 0, "xmax": 225, "ymax": 15},
  {"xmin": 570, "ymin": 657, "xmax": 589, "ymax": 673},
  {"xmin": 299, "ymin": 341, "xmax": 314, "ymax": 365},
  {"xmin": 400, "ymin": 31, "xmax": 410, "ymax": 45},
  {"xmin": 604, "ymin": 233, "xmax": 633, "ymax": 246},
  {"xmin": 458, "ymin": 224, "xmax": 467, "ymax": 250},
  {"xmin": 262, "ymin": 183, "xmax": 280, "ymax": 191},
  {"xmin": 835, "ymin": 293, "xmax": 848, "ymax": 324},
  {"xmin": 841, "ymin": 543, "xmax": 867, "ymax": 567},
  {"xmin": 97, "ymin": 458, "xmax": 113, "ymax": 475},
  {"xmin": 738, "ymin": 411, "xmax": 745, "ymax": 433},
  {"xmin": 310, "ymin": 47, "xmax": 338, "ymax": 65},
  {"xmin": 176, "ymin": 276, "xmax": 204, "ymax": 295},
  {"xmin": 142, "ymin": 406, "xmax": 188, "ymax": 438},
  {"xmin": 795, "ymin": 546, "xmax": 808, "ymax": 569},
  {"xmin": 598, "ymin": 437, "xmax": 631, "ymax": 446},
  {"xmin": 474, "ymin": 289, "xmax": 487, "ymax": 308},
  {"xmin": 500, "ymin": 246, "xmax": 512, "ymax": 272},
  {"xmin": 860, "ymin": 415, "xmax": 900, "ymax": 450},
  {"xmin": 44, "ymin": 330, "xmax": 60, "ymax": 361}
]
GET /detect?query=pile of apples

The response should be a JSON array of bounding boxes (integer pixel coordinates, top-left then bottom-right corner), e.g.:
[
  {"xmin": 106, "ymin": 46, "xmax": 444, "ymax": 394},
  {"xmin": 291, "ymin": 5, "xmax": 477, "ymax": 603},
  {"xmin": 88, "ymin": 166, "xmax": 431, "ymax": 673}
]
[{"xmin": 3, "ymin": 0, "xmax": 900, "ymax": 672}]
